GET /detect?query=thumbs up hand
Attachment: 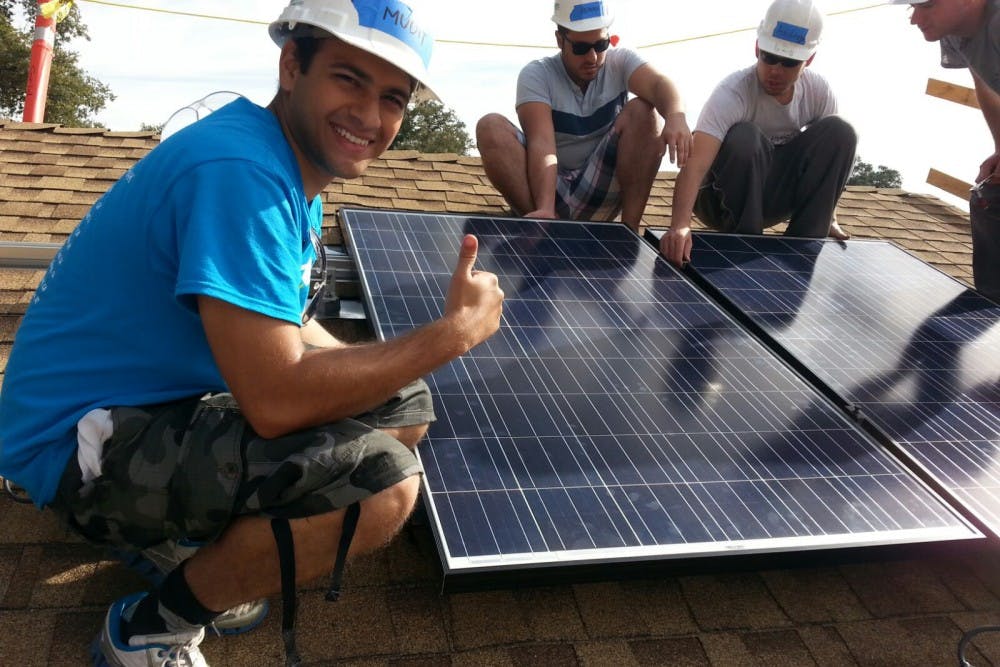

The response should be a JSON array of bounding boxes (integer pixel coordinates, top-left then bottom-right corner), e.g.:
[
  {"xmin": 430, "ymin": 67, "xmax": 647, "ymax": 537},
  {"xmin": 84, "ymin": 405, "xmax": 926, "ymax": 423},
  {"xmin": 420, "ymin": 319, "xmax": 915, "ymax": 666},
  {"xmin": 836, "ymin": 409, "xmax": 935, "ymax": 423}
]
[{"xmin": 444, "ymin": 235, "xmax": 504, "ymax": 353}]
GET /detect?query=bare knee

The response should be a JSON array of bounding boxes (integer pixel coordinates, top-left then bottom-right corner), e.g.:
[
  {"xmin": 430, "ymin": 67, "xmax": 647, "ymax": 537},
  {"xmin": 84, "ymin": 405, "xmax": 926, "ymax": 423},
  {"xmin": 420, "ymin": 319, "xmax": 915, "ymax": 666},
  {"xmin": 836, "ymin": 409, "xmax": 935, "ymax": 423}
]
[
  {"xmin": 352, "ymin": 475, "xmax": 421, "ymax": 554},
  {"xmin": 615, "ymin": 99, "xmax": 664, "ymax": 164},
  {"xmin": 277, "ymin": 475, "xmax": 420, "ymax": 585},
  {"xmin": 615, "ymin": 98, "xmax": 661, "ymax": 138},
  {"xmin": 476, "ymin": 113, "xmax": 519, "ymax": 154},
  {"xmin": 381, "ymin": 422, "xmax": 428, "ymax": 449}
]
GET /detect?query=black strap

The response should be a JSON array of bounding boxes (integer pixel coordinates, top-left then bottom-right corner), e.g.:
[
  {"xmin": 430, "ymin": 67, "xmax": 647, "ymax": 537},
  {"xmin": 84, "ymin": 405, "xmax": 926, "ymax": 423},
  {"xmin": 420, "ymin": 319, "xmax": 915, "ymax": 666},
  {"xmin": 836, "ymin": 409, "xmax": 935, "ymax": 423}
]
[
  {"xmin": 270, "ymin": 517, "xmax": 302, "ymax": 667},
  {"xmin": 326, "ymin": 502, "xmax": 361, "ymax": 602}
]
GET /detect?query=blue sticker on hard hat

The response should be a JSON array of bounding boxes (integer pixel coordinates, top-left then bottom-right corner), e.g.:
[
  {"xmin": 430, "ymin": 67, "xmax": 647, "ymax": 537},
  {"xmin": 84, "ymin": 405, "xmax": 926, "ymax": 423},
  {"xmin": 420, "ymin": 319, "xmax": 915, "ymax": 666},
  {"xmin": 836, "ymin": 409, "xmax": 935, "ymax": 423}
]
[
  {"xmin": 569, "ymin": 1, "xmax": 606, "ymax": 22},
  {"xmin": 352, "ymin": 0, "xmax": 433, "ymax": 68},
  {"xmin": 772, "ymin": 20, "xmax": 808, "ymax": 45}
]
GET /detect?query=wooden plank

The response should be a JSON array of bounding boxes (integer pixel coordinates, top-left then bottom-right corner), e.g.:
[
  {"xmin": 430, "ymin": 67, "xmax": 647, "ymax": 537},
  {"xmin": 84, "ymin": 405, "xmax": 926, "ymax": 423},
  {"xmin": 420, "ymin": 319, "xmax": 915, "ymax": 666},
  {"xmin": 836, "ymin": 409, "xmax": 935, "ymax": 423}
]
[
  {"xmin": 927, "ymin": 168, "xmax": 973, "ymax": 202},
  {"xmin": 926, "ymin": 78, "xmax": 981, "ymax": 109}
]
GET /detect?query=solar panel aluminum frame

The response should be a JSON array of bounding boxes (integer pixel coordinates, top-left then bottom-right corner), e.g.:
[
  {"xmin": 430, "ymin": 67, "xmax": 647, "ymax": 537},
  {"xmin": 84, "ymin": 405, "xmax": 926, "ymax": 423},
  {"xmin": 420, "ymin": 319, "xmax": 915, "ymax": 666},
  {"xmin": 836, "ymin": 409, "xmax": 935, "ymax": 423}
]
[{"xmin": 341, "ymin": 209, "xmax": 980, "ymax": 584}]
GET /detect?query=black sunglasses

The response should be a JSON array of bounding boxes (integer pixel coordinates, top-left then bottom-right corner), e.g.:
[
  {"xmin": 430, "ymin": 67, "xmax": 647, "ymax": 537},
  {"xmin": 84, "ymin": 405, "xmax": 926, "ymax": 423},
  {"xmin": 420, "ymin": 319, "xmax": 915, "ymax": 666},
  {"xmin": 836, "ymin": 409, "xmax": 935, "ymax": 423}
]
[
  {"xmin": 759, "ymin": 51, "xmax": 804, "ymax": 68},
  {"xmin": 560, "ymin": 33, "xmax": 612, "ymax": 56},
  {"xmin": 302, "ymin": 228, "xmax": 328, "ymax": 324}
]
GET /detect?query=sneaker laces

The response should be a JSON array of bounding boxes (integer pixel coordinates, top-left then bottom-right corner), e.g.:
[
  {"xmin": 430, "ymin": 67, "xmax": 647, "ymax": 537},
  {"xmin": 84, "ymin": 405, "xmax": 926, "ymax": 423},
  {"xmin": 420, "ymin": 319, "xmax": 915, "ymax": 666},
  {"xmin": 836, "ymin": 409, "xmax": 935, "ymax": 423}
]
[{"xmin": 129, "ymin": 627, "xmax": 205, "ymax": 667}]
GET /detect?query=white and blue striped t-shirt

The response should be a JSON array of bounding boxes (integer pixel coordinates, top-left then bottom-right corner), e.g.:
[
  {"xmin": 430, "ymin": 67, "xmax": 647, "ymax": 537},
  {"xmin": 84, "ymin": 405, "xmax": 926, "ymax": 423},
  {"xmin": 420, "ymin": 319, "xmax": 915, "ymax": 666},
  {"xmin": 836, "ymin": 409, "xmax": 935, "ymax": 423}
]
[{"xmin": 516, "ymin": 48, "xmax": 647, "ymax": 171}]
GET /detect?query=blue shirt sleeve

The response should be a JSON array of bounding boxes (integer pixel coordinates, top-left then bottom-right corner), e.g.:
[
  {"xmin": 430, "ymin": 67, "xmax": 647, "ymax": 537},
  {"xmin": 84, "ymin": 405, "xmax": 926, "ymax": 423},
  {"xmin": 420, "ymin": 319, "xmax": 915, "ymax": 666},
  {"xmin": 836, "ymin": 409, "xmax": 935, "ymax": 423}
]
[{"xmin": 172, "ymin": 160, "xmax": 314, "ymax": 325}]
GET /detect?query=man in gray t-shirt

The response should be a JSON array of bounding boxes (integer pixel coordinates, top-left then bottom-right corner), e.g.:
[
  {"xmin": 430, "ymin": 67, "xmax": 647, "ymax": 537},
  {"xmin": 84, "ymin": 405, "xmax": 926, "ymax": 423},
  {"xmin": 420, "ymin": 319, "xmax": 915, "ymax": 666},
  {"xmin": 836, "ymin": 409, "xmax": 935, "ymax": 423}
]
[
  {"xmin": 476, "ymin": 0, "xmax": 691, "ymax": 233},
  {"xmin": 660, "ymin": 0, "xmax": 857, "ymax": 268},
  {"xmin": 891, "ymin": 0, "xmax": 1000, "ymax": 301}
]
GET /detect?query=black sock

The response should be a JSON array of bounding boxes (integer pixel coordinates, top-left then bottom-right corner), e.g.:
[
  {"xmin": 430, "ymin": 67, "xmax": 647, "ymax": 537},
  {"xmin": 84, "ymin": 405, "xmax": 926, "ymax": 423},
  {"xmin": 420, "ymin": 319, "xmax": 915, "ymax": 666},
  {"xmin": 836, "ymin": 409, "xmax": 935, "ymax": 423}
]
[
  {"xmin": 157, "ymin": 561, "xmax": 222, "ymax": 628},
  {"xmin": 121, "ymin": 593, "xmax": 167, "ymax": 640},
  {"xmin": 121, "ymin": 561, "xmax": 221, "ymax": 641}
]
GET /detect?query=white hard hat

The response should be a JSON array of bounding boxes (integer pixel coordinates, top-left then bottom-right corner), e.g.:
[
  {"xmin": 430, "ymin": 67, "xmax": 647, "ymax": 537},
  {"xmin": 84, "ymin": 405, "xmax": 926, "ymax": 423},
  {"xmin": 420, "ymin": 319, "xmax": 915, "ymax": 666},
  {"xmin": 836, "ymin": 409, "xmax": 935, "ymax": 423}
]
[
  {"xmin": 270, "ymin": 0, "xmax": 437, "ymax": 100},
  {"xmin": 757, "ymin": 0, "xmax": 824, "ymax": 61},
  {"xmin": 552, "ymin": 1, "xmax": 614, "ymax": 32}
]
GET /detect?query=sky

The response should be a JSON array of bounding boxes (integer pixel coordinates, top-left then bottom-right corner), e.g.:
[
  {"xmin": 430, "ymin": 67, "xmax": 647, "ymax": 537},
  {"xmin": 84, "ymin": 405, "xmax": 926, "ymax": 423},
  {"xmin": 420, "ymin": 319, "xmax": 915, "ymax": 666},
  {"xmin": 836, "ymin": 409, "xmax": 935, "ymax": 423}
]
[{"xmin": 37, "ymin": 0, "xmax": 995, "ymax": 210}]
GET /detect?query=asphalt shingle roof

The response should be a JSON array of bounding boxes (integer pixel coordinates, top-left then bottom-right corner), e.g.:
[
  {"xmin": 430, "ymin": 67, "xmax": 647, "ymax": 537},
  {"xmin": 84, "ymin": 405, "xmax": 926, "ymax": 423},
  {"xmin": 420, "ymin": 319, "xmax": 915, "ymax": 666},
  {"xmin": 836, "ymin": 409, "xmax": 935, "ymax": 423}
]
[{"xmin": 0, "ymin": 120, "xmax": 997, "ymax": 666}]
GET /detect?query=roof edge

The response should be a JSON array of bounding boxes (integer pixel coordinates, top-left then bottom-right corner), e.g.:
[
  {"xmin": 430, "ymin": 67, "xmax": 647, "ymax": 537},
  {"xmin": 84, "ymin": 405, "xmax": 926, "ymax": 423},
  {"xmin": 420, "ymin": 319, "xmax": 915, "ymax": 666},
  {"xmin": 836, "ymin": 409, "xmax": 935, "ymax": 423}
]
[{"xmin": 0, "ymin": 120, "xmax": 159, "ymax": 139}]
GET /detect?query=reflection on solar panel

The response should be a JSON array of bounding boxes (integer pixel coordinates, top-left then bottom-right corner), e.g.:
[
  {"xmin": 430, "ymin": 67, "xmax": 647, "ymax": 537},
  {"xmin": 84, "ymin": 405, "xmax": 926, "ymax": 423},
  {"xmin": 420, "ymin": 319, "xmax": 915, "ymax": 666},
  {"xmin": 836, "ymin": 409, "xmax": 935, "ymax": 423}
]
[
  {"xmin": 341, "ymin": 210, "xmax": 977, "ymax": 579},
  {"xmin": 679, "ymin": 232, "xmax": 1000, "ymax": 537}
]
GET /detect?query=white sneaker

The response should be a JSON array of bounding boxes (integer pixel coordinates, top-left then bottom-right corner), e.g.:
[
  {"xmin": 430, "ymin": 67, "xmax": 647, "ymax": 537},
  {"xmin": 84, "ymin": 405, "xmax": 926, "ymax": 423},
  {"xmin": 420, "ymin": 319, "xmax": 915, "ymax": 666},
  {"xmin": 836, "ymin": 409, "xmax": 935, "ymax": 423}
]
[
  {"xmin": 92, "ymin": 592, "xmax": 208, "ymax": 667},
  {"xmin": 208, "ymin": 600, "xmax": 269, "ymax": 635}
]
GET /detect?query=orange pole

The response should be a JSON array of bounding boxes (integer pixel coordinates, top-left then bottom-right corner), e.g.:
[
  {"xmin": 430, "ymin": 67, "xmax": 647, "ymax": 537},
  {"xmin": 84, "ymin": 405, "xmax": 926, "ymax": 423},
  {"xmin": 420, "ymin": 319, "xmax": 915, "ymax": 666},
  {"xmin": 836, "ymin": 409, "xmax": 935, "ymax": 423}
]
[{"xmin": 23, "ymin": 1, "xmax": 57, "ymax": 122}]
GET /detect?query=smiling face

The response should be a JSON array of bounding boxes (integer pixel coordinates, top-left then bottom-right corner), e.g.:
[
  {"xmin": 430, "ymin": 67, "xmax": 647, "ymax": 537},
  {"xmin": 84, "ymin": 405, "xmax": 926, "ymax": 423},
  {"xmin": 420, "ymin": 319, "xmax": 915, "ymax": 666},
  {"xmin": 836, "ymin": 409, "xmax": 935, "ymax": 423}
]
[
  {"xmin": 906, "ymin": 0, "xmax": 987, "ymax": 41},
  {"xmin": 273, "ymin": 36, "xmax": 413, "ymax": 194},
  {"xmin": 557, "ymin": 27, "xmax": 610, "ymax": 89}
]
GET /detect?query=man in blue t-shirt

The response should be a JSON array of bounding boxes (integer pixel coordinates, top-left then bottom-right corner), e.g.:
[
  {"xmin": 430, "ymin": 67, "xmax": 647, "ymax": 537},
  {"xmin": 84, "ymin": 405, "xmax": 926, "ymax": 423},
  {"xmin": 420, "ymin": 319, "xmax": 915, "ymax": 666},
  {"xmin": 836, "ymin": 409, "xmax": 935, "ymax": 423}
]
[
  {"xmin": 891, "ymin": 0, "xmax": 1000, "ymax": 301},
  {"xmin": 475, "ymin": 0, "xmax": 691, "ymax": 233},
  {"xmin": 0, "ymin": 1, "xmax": 504, "ymax": 665}
]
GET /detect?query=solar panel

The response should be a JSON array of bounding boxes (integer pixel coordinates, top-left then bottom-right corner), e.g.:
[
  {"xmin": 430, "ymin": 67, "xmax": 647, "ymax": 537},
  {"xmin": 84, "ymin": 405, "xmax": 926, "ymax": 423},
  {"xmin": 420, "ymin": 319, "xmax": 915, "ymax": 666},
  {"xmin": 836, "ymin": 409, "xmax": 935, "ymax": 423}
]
[
  {"xmin": 341, "ymin": 210, "xmax": 977, "ymax": 580},
  {"xmin": 664, "ymin": 231, "xmax": 1000, "ymax": 537}
]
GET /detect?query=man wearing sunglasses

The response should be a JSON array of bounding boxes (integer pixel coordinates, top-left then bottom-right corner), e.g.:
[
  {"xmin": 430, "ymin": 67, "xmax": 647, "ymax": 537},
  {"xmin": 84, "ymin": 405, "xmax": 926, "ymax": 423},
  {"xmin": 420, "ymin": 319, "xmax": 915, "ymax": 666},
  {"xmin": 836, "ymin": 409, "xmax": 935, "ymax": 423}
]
[
  {"xmin": 476, "ymin": 0, "xmax": 691, "ymax": 233},
  {"xmin": 889, "ymin": 0, "xmax": 1000, "ymax": 301},
  {"xmin": 660, "ymin": 0, "xmax": 858, "ymax": 268}
]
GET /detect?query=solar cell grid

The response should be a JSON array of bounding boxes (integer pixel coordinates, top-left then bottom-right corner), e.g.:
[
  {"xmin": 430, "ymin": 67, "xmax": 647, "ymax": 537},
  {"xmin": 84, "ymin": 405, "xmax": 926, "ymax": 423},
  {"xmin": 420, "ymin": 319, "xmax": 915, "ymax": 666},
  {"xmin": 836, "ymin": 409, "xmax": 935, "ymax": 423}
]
[
  {"xmin": 342, "ymin": 210, "xmax": 976, "ymax": 576},
  {"xmin": 681, "ymin": 232, "xmax": 1000, "ymax": 537}
]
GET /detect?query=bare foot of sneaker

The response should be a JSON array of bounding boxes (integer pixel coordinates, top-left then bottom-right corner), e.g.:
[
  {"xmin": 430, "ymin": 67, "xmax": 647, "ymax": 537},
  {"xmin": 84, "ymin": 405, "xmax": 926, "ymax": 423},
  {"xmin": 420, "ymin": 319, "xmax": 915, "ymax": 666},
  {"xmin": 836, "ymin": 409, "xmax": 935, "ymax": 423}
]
[{"xmin": 828, "ymin": 219, "xmax": 850, "ymax": 240}]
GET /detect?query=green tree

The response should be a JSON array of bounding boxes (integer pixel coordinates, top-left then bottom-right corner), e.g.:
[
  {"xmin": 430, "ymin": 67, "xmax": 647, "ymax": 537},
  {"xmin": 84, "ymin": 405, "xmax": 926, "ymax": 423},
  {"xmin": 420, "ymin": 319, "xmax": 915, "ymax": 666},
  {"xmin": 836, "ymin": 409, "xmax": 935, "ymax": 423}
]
[
  {"xmin": 0, "ymin": 0, "xmax": 113, "ymax": 126},
  {"xmin": 848, "ymin": 157, "xmax": 902, "ymax": 189},
  {"xmin": 390, "ymin": 100, "xmax": 473, "ymax": 155}
]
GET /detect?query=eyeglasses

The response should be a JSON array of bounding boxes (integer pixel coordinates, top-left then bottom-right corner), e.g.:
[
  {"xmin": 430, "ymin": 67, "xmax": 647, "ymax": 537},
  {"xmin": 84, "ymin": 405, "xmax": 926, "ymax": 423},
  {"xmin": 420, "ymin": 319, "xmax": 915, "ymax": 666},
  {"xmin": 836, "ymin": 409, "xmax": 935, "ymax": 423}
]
[
  {"xmin": 759, "ymin": 51, "xmax": 804, "ymax": 68},
  {"xmin": 302, "ymin": 228, "xmax": 328, "ymax": 324},
  {"xmin": 560, "ymin": 33, "xmax": 612, "ymax": 56}
]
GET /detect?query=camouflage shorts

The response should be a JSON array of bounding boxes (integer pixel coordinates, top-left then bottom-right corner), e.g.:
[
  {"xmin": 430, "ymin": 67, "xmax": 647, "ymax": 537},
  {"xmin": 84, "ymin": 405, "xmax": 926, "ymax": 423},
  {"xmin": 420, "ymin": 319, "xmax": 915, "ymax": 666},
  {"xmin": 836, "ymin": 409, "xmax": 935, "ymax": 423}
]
[{"xmin": 51, "ymin": 380, "xmax": 432, "ymax": 551}]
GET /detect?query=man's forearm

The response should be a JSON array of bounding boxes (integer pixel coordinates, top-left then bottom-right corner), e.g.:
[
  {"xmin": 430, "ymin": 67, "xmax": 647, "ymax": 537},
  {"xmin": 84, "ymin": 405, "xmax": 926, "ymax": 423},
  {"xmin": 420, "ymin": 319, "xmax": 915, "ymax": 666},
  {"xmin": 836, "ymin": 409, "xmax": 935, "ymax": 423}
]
[
  {"xmin": 526, "ymin": 146, "xmax": 558, "ymax": 213},
  {"xmin": 653, "ymin": 77, "xmax": 685, "ymax": 120},
  {"xmin": 670, "ymin": 161, "xmax": 709, "ymax": 229}
]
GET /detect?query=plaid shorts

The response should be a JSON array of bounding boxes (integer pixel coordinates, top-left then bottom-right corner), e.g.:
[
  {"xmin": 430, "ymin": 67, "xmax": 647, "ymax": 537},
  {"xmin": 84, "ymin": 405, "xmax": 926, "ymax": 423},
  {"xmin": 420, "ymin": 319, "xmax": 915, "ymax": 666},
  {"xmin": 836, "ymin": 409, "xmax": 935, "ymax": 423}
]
[
  {"xmin": 516, "ymin": 127, "xmax": 622, "ymax": 221},
  {"xmin": 51, "ymin": 380, "xmax": 432, "ymax": 551}
]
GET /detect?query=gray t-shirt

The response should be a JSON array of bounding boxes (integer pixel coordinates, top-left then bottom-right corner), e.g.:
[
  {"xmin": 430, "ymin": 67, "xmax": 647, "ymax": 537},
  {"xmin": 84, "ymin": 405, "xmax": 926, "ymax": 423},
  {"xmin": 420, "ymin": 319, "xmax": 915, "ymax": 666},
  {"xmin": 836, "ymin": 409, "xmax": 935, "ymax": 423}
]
[
  {"xmin": 516, "ymin": 48, "xmax": 646, "ymax": 170},
  {"xmin": 694, "ymin": 66, "xmax": 838, "ymax": 146},
  {"xmin": 939, "ymin": 0, "xmax": 1000, "ymax": 95}
]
